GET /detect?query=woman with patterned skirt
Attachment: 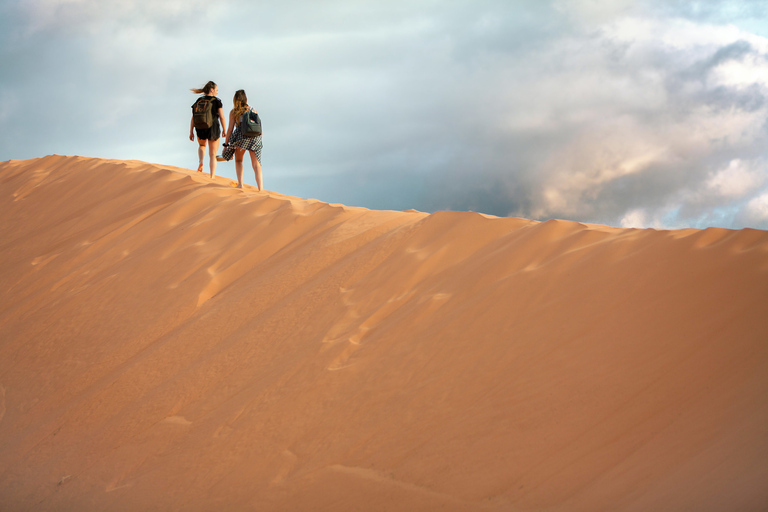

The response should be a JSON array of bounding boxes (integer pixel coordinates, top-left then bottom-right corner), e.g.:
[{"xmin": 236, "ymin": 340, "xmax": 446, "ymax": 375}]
[{"xmin": 222, "ymin": 89, "xmax": 263, "ymax": 190}]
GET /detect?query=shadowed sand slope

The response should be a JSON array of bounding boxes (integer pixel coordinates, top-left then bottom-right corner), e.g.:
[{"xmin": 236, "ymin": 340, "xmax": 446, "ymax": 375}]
[{"xmin": 1, "ymin": 155, "xmax": 767, "ymax": 511}]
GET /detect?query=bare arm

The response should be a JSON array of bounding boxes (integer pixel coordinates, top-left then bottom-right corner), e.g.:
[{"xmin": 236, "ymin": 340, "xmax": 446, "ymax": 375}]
[
  {"xmin": 189, "ymin": 116, "xmax": 195, "ymax": 141},
  {"xmin": 217, "ymin": 107, "xmax": 226, "ymax": 138},
  {"xmin": 225, "ymin": 111, "xmax": 235, "ymax": 144}
]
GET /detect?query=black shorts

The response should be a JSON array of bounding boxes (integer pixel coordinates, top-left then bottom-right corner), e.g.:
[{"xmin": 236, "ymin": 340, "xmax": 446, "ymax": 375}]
[{"xmin": 196, "ymin": 122, "xmax": 221, "ymax": 141}]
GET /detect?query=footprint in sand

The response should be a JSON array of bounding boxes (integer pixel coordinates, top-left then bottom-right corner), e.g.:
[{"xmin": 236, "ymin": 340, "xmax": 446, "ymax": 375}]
[
  {"xmin": 270, "ymin": 450, "xmax": 298, "ymax": 485},
  {"xmin": 161, "ymin": 415, "xmax": 192, "ymax": 426}
]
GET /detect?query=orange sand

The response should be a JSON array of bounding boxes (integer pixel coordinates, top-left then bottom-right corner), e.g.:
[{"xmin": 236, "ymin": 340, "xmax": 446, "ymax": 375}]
[{"xmin": 0, "ymin": 155, "xmax": 767, "ymax": 511}]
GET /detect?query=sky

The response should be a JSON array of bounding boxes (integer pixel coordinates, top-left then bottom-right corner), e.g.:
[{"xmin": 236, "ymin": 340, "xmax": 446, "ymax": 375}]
[{"xmin": 1, "ymin": 0, "xmax": 767, "ymax": 230}]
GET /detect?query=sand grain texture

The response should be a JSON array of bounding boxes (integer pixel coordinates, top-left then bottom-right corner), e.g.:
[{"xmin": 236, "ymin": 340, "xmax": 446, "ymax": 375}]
[{"xmin": 1, "ymin": 155, "xmax": 767, "ymax": 511}]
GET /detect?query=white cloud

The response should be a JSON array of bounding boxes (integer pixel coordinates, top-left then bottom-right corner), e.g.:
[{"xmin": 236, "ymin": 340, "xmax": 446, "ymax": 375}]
[
  {"xmin": 19, "ymin": 0, "xmax": 213, "ymax": 35},
  {"xmin": 620, "ymin": 208, "xmax": 649, "ymax": 228},
  {"xmin": 554, "ymin": 0, "xmax": 635, "ymax": 24},
  {"xmin": 745, "ymin": 191, "xmax": 768, "ymax": 221},
  {"xmin": 517, "ymin": 15, "xmax": 768, "ymax": 225},
  {"xmin": 713, "ymin": 55, "xmax": 768, "ymax": 88},
  {"xmin": 705, "ymin": 159, "xmax": 766, "ymax": 198}
]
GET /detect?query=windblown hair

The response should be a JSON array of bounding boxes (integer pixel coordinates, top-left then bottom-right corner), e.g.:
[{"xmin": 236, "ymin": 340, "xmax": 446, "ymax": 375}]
[
  {"xmin": 191, "ymin": 81, "xmax": 217, "ymax": 95},
  {"xmin": 232, "ymin": 89, "xmax": 250, "ymax": 119}
]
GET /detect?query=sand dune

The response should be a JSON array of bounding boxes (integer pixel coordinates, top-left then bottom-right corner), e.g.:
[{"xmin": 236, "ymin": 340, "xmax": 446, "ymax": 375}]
[{"xmin": 0, "ymin": 155, "xmax": 767, "ymax": 511}]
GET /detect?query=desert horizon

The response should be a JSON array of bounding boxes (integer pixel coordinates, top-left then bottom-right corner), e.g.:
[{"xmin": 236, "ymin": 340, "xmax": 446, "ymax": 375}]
[{"xmin": 1, "ymin": 155, "xmax": 767, "ymax": 511}]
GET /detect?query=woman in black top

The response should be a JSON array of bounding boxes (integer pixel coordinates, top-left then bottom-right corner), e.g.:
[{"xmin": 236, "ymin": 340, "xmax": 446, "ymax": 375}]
[{"xmin": 189, "ymin": 81, "xmax": 227, "ymax": 178}]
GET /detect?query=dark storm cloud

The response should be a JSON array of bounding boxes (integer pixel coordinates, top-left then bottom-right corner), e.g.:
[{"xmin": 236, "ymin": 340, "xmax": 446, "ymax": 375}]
[{"xmin": 0, "ymin": 0, "xmax": 767, "ymax": 229}]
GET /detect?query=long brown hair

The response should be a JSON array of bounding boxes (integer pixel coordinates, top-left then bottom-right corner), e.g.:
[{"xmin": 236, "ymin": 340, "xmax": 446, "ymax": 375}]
[
  {"xmin": 231, "ymin": 89, "xmax": 250, "ymax": 118},
  {"xmin": 191, "ymin": 81, "xmax": 217, "ymax": 95}
]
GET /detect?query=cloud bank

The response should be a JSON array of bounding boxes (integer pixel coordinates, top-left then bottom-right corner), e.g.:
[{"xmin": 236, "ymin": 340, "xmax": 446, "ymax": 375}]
[{"xmin": 1, "ymin": 0, "xmax": 767, "ymax": 229}]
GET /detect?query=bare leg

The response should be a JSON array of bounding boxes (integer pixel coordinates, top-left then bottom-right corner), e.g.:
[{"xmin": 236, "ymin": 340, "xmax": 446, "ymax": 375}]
[
  {"xmin": 249, "ymin": 150, "xmax": 263, "ymax": 191},
  {"xmin": 208, "ymin": 139, "xmax": 220, "ymax": 178},
  {"xmin": 234, "ymin": 148, "xmax": 245, "ymax": 188},
  {"xmin": 197, "ymin": 139, "xmax": 206, "ymax": 172}
]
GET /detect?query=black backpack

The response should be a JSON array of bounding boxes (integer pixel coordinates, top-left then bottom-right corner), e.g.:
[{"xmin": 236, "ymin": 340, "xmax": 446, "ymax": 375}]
[
  {"xmin": 192, "ymin": 97, "xmax": 215, "ymax": 130},
  {"xmin": 241, "ymin": 110, "xmax": 262, "ymax": 137}
]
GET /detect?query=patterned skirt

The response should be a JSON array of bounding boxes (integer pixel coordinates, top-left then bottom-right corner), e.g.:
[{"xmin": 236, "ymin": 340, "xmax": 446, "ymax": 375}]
[{"xmin": 222, "ymin": 126, "xmax": 263, "ymax": 162}]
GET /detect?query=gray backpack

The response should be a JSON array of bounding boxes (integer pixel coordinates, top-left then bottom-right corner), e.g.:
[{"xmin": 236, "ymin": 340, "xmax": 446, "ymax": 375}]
[{"xmin": 241, "ymin": 110, "xmax": 262, "ymax": 137}]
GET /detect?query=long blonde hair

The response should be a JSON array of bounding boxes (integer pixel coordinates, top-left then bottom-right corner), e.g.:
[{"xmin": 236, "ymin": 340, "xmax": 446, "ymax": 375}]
[
  {"xmin": 231, "ymin": 89, "xmax": 250, "ymax": 118},
  {"xmin": 191, "ymin": 81, "xmax": 216, "ymax": 95}
]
